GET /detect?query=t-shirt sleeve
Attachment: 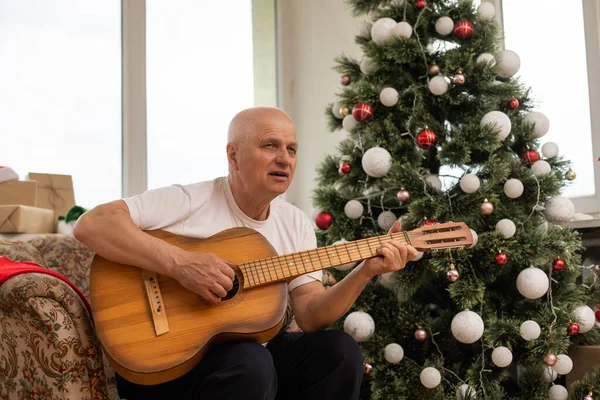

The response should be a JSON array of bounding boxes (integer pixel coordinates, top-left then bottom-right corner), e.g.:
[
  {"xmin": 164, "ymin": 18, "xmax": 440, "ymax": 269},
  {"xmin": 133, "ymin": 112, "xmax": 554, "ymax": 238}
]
[
  {"xmin": 288, "ymin": 216, "xmax": 323, "ymax": 293},
  {"xmin": 121, "ymin": 185, "xmax": 191, "ymax": 232}
]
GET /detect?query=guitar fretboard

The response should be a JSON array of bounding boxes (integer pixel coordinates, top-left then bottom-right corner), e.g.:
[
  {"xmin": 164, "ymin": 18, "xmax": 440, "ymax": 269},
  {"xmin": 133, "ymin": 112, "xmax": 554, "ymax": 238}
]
[{"xmin": 239, "ymin": 231, "xmax": 412, "ymax": 289}]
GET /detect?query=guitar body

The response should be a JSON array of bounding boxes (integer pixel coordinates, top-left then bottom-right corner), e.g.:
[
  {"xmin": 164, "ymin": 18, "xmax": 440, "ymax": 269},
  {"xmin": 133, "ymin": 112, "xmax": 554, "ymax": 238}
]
[{"xmin": 90, "ymin": 228, "xmax": 287, "ymax": 386}]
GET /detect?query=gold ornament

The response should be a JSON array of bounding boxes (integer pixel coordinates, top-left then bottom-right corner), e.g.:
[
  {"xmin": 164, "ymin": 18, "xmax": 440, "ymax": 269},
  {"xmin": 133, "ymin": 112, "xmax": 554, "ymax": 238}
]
[
  {"xmin": 566, "ymin": 169, "xmax": 576, "ymax": 181},
  {"xmin": 428, "ymin": 64, "xmax": 440, "ymax": 76},
  {"xmin": 340, "ymin": 106, "xmax": 351, "ymax": 117}
]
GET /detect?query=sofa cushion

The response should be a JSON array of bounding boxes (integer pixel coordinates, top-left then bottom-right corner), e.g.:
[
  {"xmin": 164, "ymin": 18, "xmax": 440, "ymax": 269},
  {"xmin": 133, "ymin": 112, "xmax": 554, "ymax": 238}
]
[{"xmin": 0, "ymin": 239, "xmax": 46, "ymax": 268}]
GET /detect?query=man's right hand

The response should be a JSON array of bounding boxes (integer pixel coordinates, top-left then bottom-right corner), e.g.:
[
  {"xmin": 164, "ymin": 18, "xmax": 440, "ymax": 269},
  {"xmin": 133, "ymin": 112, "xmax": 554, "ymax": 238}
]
[{"xmin": 173, "ymin": 252, "xmax": 235, "ymax": 303}]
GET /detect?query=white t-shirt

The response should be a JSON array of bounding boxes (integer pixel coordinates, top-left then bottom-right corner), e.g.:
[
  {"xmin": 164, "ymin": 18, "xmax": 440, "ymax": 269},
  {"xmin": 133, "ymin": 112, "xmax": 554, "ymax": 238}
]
[{"xmin": 122, "ymin": 176, "xmax": 323, "ymax": 292}]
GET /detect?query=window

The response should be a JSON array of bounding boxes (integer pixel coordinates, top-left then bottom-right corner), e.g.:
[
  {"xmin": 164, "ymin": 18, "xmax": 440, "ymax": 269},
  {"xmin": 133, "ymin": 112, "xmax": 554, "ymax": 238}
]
[
  {"xmin": 498, "ymin": 0, "xmax": 600, "ymax": 214},
  {"xmin": 0, "ymin": 0, "xmax": 121, "ymax": 209},
  {"xmin": 146, "ymin": 1, "xmax": 256, "ymax": 189}
]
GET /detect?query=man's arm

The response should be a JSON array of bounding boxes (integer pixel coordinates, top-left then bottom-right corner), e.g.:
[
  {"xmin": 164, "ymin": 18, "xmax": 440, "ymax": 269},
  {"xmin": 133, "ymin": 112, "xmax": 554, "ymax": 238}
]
[
  {"xmin": 290, "ymin": 221, "xmax": 417, "ymax": 333},
  {"xmin": 73, "ymin": 200, "xmax": 234, "ymax": 303}
]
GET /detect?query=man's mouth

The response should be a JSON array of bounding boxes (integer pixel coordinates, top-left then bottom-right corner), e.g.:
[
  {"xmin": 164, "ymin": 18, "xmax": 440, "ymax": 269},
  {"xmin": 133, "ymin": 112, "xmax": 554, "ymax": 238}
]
[{"xmin": 269, "ymin": 171, "xmax": 289, "ymax": 178}]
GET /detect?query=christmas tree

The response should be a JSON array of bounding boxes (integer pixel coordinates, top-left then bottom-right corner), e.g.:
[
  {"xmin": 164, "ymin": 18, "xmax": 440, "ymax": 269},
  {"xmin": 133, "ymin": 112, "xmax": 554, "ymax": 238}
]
[{"xmin": 311, "ymin": 0, "xmax": 600, "ymax": 398}]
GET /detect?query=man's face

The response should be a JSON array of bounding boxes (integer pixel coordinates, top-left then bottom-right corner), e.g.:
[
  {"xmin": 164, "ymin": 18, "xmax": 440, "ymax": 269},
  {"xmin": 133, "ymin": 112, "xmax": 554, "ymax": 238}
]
[{"xmin": 232, "ymin": 117, "xmax": 297, "ymax": 197}]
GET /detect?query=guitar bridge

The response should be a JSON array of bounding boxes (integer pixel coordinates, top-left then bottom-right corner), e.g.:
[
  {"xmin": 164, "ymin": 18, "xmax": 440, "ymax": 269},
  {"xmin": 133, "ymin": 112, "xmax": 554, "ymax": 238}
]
[{"xmin": 141, "ymin": 270, "xmax": 170, "ymax": 336}]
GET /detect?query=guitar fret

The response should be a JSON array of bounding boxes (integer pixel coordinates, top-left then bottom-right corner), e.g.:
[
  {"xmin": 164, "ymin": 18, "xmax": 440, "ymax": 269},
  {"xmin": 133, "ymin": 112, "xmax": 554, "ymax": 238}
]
[
  {"xmin": 323, "ymin": 247, "xmax": 333, "ymax": 270},
  {"xmin": 248, "ymin": 261, "xmax": 257, "ymax": 286},
  {"xmin": 298, "ymin": 251, "xmax": 309, "ymax": 273},
  {"xmin": 343, "ymin": 243, "xmax": 352, "ymax": 264},
  {"xmin": 332, "ymin": 244, "xmax": 343, "ymax": 267},
  {"xmin": 253, "ymin": 261, "xmax": 262, "ymax": 284},
  {"xmin": 314, "ymin": 249, "xmax": 325, "ymax": 271},
  {"xmin": 269, "ymin": 257, "xmax": 279, "ymax": 280},
  {"xmin": 262, "ymin": 259, "xmax": 273, "ymax": 282},
  {"xmin": 354, "ymin": 241, "xmax": 363, "ymax": 259}
]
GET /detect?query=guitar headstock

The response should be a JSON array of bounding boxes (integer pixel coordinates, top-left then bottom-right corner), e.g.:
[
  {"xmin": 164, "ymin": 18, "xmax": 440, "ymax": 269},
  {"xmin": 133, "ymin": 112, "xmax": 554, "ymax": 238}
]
[{"xmin": 409, "ymin": 222, "xmax": 473, "ymax": 252}]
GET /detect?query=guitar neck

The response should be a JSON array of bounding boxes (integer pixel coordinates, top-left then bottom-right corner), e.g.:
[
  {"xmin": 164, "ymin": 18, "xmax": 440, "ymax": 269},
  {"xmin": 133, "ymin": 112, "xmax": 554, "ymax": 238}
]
[{"xmin": 239, "ymin": 231, "xmax": 412, "ymax": 289}]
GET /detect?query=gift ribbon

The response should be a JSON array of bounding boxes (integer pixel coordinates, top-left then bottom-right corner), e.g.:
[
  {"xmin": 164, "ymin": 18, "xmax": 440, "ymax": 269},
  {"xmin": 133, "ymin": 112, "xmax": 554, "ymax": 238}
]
[{"xmin": 46, "ymin": 174, "xmax": 66, "ymax": 209}]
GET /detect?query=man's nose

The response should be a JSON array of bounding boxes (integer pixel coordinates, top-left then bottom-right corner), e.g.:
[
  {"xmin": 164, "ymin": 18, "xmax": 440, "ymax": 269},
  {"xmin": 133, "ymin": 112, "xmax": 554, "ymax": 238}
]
[{"xmin": 275, "ymin": 149, "xmax": 291, "ymax": 165}]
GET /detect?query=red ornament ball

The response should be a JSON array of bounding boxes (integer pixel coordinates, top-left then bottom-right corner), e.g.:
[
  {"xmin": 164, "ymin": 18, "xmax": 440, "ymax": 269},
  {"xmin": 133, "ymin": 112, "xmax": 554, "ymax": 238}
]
[
  {"xmin": 568, "ymin": 322, "xmax": 580, "ymax": 335},
  {"xmin": 352, "ymin": 102, "xmax": 374, "ymax": 122},
  {"xmin": 315, "ymin": 211, "xmax": 334, "ymax": 230},
  {"xmin": 521, "ymin": 149, "xmax": 541, "ymax": 165},
  {"xmin": 495, "ymin": 252, "xmax": 508, "ymax": 265},
  {"xmin": 414, "ymin": 327, "xmax": 428, "ymax": 341},
  {"xmin": 595, "ymin": 309, "xmax": 600, "ymax": 322},
  {"xmin": 338, "ymin": 162, "xmax": 352, "ymax": 175},
  {"xmin": 397, "ymin": 187, "xmax": 410, "ymax": 202},
  {"xmin": 508, "ymin": 98, "xmax": 520, "ymax": 109},
  {"xmin": 341, "ymin": 74, "xmax": 351, "ymax": 86},
  {"xmin": 419, "ymin": 219, "xmax": 438, "ymax": 227},
  {"xmin": 552, "ymin": 258, "xmax": 566, "ymax": 271},
  {"xmin": 447, "ymin": 269, "xmax": 460, "ymax": 282},
  {"xmin": 415, "ymin": 0, "xmax": 426, "ymax": 9},
  {"xmin": 416, "ymin": 128, "xmax": 438, "ymax": 150},
  {"xmin": 454, "ymin": 20, "xmax": 474, "ymax": 40},
  {"xmin": 363, "ymin": 362, "xmax": 373, "ymax": 374}
]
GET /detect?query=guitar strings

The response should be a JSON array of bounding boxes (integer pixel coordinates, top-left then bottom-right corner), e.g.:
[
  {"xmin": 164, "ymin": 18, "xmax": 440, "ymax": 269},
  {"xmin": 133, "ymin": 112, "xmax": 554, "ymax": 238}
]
[{"xmin": 236, "ymin": 232, "xmax": 423, "ymax": 287}]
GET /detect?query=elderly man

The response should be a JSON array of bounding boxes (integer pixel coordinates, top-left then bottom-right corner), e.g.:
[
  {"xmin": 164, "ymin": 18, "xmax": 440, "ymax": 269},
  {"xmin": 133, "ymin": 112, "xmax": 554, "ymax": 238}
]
[{"xmin": 74, "ymin": 106, "xmax": 417, "ymax": 400}]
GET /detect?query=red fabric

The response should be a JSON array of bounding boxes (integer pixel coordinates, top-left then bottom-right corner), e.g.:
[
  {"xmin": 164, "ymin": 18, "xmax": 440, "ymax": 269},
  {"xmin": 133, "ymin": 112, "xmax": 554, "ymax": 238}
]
[{"xmin": 0, "ymin": 256, "xmax": 91, "ymax": 313}]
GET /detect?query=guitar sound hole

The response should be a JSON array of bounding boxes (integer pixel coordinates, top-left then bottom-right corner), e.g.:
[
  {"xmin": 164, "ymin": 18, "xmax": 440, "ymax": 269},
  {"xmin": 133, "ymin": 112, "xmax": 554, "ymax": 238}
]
[{"xmin": 222, "ymin": 276, "xmax": 240, "ymax": 301}]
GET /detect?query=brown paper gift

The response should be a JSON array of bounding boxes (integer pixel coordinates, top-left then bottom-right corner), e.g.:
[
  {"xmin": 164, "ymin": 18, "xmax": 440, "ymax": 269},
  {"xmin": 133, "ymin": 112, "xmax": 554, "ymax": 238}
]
[
  {"xmin": 0, "ymin": 180, "xmax": 37, "ymax": 206},
  {"xmin": 25, "ymin": 173, "xmax": 75, "ymax": 218},
  {"xmin": 0, "ymin": 205, "xmax": 55, "ymax": 233},
  {"xmin": 566, "ymin": 345, "xmax": 600, "ymax": 388}
]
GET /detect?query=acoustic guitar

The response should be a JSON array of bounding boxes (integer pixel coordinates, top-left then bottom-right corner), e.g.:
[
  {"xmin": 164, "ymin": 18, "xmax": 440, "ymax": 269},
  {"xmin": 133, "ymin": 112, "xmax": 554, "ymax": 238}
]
[{"xmin": 89, "ymin": 222, "xmax": 472, "ymax": 385}]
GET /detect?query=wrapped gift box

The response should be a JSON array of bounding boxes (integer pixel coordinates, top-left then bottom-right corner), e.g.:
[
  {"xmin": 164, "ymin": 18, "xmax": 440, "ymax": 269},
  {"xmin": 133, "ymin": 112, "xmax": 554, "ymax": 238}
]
[
  {"xmin": 0, "ymin": 179, "xmax": 37, "ymax": 206},
  {"xmin": 566, "ymin": 345, "xmax": 600, "ymax": 388},
  {"xmin": 25, "ymin": 172, "xmax": 75, "ymax": 218},
  {"xmin": 0, "ymin": 205, "xmax": 55, "ymax": 233}
]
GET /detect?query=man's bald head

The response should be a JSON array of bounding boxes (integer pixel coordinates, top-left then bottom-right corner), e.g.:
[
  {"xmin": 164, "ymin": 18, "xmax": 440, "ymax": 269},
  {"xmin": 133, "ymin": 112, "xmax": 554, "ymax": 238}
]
[{"xmin": 227, "ymin": 107, "xmax": 293, "ymax": 145}]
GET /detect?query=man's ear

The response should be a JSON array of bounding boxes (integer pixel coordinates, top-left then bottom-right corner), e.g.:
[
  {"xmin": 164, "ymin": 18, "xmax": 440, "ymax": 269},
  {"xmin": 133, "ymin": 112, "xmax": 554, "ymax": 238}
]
[{"xmin": 226, "ymin": 143, "xmax": 239, "ymax": 171}]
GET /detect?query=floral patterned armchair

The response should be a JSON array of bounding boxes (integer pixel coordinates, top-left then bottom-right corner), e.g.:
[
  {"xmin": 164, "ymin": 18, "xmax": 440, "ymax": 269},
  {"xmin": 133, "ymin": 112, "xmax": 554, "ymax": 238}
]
[{"xmin": 0, "ymin": 235, "xmax": 119, "ymax": 400}]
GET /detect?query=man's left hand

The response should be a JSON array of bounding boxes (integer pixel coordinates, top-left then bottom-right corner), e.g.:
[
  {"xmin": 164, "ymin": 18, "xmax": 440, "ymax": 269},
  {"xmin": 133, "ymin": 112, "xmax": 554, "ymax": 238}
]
[{"xmin": 361, "ymin": 220, "xmax": 419, "ymax": 278}]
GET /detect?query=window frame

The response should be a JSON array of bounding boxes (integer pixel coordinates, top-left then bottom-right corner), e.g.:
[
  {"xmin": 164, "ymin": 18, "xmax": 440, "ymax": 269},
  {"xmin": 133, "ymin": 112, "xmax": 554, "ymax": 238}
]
[
  {"xmin": 120, "ymin": 0, "xmax": 277, "ymax": 198},
  {"xmin": 492, "ymin": 0, "xmax": 600, "ymax": 214}
]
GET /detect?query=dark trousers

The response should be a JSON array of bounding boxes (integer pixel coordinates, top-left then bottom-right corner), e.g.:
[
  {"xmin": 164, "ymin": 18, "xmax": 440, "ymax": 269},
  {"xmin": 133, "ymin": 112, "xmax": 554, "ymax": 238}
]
[{"xmin": 116, "ymin": 330, "xmax": 363, "ymax": 400}]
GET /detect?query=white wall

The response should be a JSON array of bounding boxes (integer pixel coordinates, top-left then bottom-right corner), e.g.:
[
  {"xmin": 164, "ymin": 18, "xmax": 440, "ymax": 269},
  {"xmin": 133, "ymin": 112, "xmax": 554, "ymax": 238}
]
[{"xmin": 276, "ymin": 0, "xmax": 362, "ymax": 216}]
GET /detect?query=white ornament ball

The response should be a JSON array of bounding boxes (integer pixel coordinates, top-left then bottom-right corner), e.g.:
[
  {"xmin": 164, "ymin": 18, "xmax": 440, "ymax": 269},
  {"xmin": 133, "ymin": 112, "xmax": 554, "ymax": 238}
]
[
  {"xmin": 384, "ymin": 343, "xmax": 404, "ymax": 363},
  {"xmin": 360, "ymin": 57, "xmax": 378, "ymax": 75},
  {"xmin": 343, "ymin": 311, "xmax": 375, "ymax": 342},
  {"xmin": 542, "ymin": 366, "xmax": 558, "ymax": 383},
  {"xmin": 573, "ymin": 305, "xmax": 596, "ymax": 333},
  {"xmin": 411, "ymin": 251, "xmax": 424, "ymax": 262},
  {"xmin": 523, "ymin": 111, "xmax": 550, "ymax": 138},
  {"xmin": 553, "ymin": 354, "xmax": 573, "ymax": 375},
  {"xmin": 544, "ymin": 196, "xmax": 575, "ymax": 224},
  {"xmin": 451, "ymin": 310, "xmax": 485, "ymax": 344},
  {"xmin": 371, "ymin": 17, "xmax": 397, "ymax": 44},
  {"xmin": 495, "ymin": 219, "xmax": 516, "ymax": 239},
  {"xmin": 477, "ymin": 2, "xmax": 496, "ymax": 19},
  {"xmin": 429, "ymin": 75, "xmax": 449, "ymax": 96},
  {"xmin": 520, "ymin": 320, "xmax": 541, "ymax": 341},
  {"xmin": 477, "ymin": 53, "xmax": 495, "ymax": 65},
  {"xmin": 379, "ymin": 271, "xmax": 397, "ymax": 289},
  {"xmin": 495, "ymin": 50, "xmax": 521, "ymax": 78},
  {"xmin": 459, "ymin": 174, "xmax": 480, "ymax": 193},
  {"xmin": 332, "ymin": 240, "xmax": 355, "ymax": 271},
  {"xmin": 332, "ymin": 102, "xmax": 343, "ymax": 119},
  {"xmin": 435, "ymin": 16, "xmax": 454, "ymax": 35},
  {"xmin": 344, "ymin": 200, "xmax": 364, "ymax": 220},
  {"xmin": 531, "ymin": 160, "xmax": 551, "ymax": 177},
  {"xmin": 516, "ymin": 267, "xmax": 549, "ymax": 299},
  {"xmin": 394, "ymin": 21, "xmax": 412, "ymax": 38},
  {"xmin": 548, "ymin": 384, "xmax": 568, "ymax": 400},
  {"xmin": 468, "ymin": 229, "xmax": 478, "ymax": 248},
  {"xmin": 420, "ymin": 367, "xmax": 441, "ymax": 388},
  {"xmin": 503, "ymin": 179, "xmax": 524, "ymax": 199},
  {"xmin": 426, "ymin": 174, "xmax": 442, "ymax": 191},
  {"xmin": 358, "ymin": 20, "xmax": 372, "ymax": 38},
  {"xmin": 480, "ymin": 111, "xmax": 512, "ymax": 140},
  {"xmin": 380, "ymin": 87, "xmax": 399, "ymax": 107},
  {"xmin": 542, "ymin": 142, "xmax": 559, "ymax": 158},
  {"xmin": 362, "ymin": 147, "xmax": 392, "ymax": 178},
  {"xmin": 491, "ymin": 346, "xmax": 513, "ymax": 367},
  {"xmin": 378, "ymin": 211, "xmax": 397, "ymax": 231},
  {"xmin": 456, "ymin": 384, "xmax": 476, "ymax": 400},
  {"xmin": 342, "ymin": 114, "xmax": 358, "ymax": 132}
]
